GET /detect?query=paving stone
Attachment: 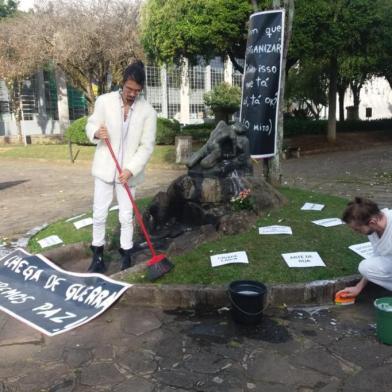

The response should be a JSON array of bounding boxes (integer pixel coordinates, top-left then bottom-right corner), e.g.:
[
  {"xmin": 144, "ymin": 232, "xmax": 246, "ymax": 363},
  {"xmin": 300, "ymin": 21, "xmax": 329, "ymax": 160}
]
[
  {"xmin": 342, "ymin": 366, "xmax": 392, "ymax": 392},
  {"xmin": 0, "ymin": 318, "xmax": 42, "ymax": 346},
  {"xmin": 13, "ymin": 364, "xmax": 73, "ymax": 392},
  {"xmin": 63, "ymin": 346, "xmax": 93, "ymax": 368},
  {"xmin": 247, "ymin": 351, "xmax": 332, "ymax": 387},
  {"xmin": 92, "ymin": 344, "xmax": 114, "ymax": 362},
  {"xmin": 112, "ymin": 377, "xmax": 154, "ymax": 392},
  {"xmin": 292, "ymin": 347, "xmax": 348, "ymax": 377},
  {"xmin": 121, "ymin": 308, "xmax": 162, "ymax": 336},
  {"xmin": 117, "ymin": 349, "xmax": 158, "ymax": 375},
  {"xmin": 80, "ymin": 362, "xmax": 125, "ymax": 387},
  {"xmin": 183, "ymin": 350, "xmax": 232, "ymax": 374},
  {"xmin": 154, "ymin": 369, "xmax": 208, "ymax": 390},
  {"xmin": 247, "ymin": 383, "xmax": 293, "ymax": 392}
]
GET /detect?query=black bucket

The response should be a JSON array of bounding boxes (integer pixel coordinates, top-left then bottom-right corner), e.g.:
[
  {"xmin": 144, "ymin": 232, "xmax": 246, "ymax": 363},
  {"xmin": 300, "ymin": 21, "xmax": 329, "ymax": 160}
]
[{"xmin": 228, "ymin": 280, "xmax": 267, "ymax": 325}]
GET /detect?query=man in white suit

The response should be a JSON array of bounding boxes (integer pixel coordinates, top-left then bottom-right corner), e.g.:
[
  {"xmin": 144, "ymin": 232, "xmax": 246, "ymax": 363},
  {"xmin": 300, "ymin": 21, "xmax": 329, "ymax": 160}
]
[
  {"xmin": 85, "ymin": 61, "xmax": 157, "ymax": 273},
  {"xmin": 338, "ymin": 197, "xmax": 392, "ymax": 298}
]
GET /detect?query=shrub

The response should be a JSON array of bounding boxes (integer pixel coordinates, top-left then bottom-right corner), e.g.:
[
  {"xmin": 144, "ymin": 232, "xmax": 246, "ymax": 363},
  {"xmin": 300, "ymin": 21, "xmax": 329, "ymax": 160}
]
[
  {"xmin": 181, "ymin": 123, "xmax": 215, "ymax": 143},
  {"xmin": 283, "ymin": 117, "xmax": 392, "ymax": 137},
  {"xmin": 204, "ymin": 83, "xmax": 241, "ymax": 123},
  {"xmin": 64, "ymin": 116, "xmax": 93, "ymax": 145},
  {"xmin": 156, "ymin": 117, "xmax": 181, "ymax": 145}
]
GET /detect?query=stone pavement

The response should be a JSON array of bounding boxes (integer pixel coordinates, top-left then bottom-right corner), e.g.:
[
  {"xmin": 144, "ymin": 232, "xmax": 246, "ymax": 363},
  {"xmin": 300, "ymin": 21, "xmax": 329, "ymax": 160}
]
[
  {"xmin": 0, "ymin": 285, "xmax": 391, "ymax": 392},
  {"xmin": 1, "ymin": 144, "xmax": 392, "ymax": 391},
  {"xmin": 0, "ymin": 159, "xmax": 185, "ymax": 240}
]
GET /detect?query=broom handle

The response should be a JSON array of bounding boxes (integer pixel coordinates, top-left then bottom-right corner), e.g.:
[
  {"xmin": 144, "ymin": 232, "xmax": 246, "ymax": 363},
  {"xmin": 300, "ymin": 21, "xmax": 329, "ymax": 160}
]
[{"xmin": 104, "ymin": 138, "xmax": 157, "ymax": 258}]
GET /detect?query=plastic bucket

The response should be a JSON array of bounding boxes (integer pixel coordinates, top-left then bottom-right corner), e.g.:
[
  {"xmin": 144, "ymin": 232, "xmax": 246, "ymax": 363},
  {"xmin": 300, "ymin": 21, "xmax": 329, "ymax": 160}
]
[
  {"xmin": 228, "ymin": 280, "xmax": 267, "ymax": 325},
  {"xmin": 374, "ymin": 297, "xmax": 392, "ymax": 345}
]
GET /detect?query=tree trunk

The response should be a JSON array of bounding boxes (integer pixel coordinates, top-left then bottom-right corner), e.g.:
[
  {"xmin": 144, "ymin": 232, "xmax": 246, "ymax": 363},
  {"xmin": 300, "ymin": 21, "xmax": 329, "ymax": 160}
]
[
  {"xmin": 264, "ymin": 0, "xmax": 294, "ymax": 185},
  {"xmin": 327, "ymin": 56, "xmax": 338, "ymax": 142},
  {"xmin": 337, "ymin": 85, "xmax": 346, "ymax": 121},
  {"xmin": 350, "ymin": 81, "xmax": 362, "ymax": 120}
]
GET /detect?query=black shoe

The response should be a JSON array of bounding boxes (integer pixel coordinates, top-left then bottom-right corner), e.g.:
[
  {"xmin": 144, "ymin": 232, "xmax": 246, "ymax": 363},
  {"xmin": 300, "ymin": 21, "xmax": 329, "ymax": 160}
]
[
  {"xmin": 88, "ymin": 245, "xmax": 107, "ymax": 273},
  {"xmin": 119, "ymin": 248, "xmax": 133, "ymax": 271}
]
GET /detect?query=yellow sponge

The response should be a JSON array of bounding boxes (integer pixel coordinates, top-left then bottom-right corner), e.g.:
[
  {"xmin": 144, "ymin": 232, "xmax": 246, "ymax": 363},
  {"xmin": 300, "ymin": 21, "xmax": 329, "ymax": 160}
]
[{"xmin": 335, "ymin": 292, "xmax": 356, "ymax": 305}]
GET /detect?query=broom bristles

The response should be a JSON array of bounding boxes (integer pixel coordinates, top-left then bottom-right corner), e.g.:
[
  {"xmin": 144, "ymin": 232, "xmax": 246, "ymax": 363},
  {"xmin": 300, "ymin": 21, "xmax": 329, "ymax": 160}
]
[{"xmin": 147, "ymin": 254, "xmax": 174, "ymax": 281}]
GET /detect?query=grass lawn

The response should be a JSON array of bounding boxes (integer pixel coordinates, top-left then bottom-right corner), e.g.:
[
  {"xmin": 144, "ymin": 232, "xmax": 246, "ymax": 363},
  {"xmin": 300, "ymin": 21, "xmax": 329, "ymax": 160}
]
[
  {"xmin": 0, "ymin": 143, "xmax": 178, "ymax": 167},
  {"xmin": 28, "ymin": 187, "xmax": 364, "ymax": 285},
  {"xmin": 27, "ymin": 198, "xmax": 152, "ymax": 254}
]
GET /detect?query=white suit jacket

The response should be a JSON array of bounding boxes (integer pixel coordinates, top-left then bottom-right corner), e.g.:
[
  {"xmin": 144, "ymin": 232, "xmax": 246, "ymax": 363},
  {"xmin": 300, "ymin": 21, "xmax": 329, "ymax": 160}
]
[{"xmin": 86, "ymin": 91, "xmax": 157, "ymax": 186}]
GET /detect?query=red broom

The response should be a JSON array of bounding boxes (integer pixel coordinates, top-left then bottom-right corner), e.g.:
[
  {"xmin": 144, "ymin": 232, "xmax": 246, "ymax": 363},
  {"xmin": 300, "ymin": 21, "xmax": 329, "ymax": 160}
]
[{"xmin": 104, "ymin": 138, "xmax": 174, "ymax": 280}]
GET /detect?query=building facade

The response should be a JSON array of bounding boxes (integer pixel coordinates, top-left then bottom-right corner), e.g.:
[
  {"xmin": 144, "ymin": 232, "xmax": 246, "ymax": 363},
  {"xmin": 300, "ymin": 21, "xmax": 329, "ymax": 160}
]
[{"xmin": 1, "ymin": 57, "xmax": 391, "ymax": 140}]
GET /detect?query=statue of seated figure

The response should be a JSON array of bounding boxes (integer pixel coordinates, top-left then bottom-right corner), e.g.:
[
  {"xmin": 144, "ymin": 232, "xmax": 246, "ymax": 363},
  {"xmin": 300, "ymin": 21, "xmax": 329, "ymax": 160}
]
[{"xmin": 187, "ymin": 121, "xmax": 251, "ymax": 173}]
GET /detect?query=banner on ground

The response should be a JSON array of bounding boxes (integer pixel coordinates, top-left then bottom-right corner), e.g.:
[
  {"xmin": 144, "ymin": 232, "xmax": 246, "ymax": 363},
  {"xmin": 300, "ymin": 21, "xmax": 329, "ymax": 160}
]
[
  {"xmin": 240, "ymin": 9, "xmax": 285, "ymax": 158},
  {"xmin": 0, "ymin": 249, "xmax": 131, "ymax": 336}
]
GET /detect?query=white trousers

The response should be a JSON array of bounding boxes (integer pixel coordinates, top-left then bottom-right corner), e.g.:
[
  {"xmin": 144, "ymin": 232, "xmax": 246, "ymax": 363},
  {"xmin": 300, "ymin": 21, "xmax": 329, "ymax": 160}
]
[
  {"xmin": 359, "ymin": 256, "xmax": 392, "ymax": 291},
  {"xmin": 92, "ymin": 178, "xmax": 135, "ymax": 250}
]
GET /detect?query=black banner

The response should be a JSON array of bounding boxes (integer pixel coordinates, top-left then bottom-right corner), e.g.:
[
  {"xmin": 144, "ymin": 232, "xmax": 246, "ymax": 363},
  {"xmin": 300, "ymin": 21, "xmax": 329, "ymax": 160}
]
[
  {"xmin": 0, "ymin": 249, "xmax": 130, "ymax": 336},
  {"xmin": 240, "ymin": 10, "xmax": 285, "ymax": 158}
]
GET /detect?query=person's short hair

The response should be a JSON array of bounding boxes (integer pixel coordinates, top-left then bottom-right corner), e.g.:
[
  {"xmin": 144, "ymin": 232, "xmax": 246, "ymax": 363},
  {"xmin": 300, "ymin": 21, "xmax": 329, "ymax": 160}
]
[
  {"xmin": 342, "ymin": 197, "xmax": 381, "ymax": 225},
  {"xmin": 122, "ymin": 60, "xmax": 145, "ymax": 87}
]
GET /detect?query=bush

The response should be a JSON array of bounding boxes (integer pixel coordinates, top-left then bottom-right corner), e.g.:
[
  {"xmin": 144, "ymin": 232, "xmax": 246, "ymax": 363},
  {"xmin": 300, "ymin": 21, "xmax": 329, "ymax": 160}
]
[
  {"xmin": 204, "ymin": 83, "xmax": 241, "ymax": 123},
  {"xmin": 64, "ymin": 116, "xmax": 93, "ymax": 145},
  {"xmin": 181, "ymin": 123, "xmax": 215, "ymax": 143},
  {"xmin": 203, "ymin": 83, "xmax": 241, "ymax": 111},
  {"xmin": 156, "ymin": 117, "xmax": 181, "ymax": 145},
  {"xmin": 283, "ymin": 118, "xmax": 392, "ymax": 137}
]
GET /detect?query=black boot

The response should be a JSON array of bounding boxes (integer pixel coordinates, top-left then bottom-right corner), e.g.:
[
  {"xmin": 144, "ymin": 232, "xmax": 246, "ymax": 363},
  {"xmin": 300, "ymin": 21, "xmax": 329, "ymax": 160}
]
[
  {"xmin": 119, "ymin": 248, "xmax": 133, "ymax": 271},
  {"xmin": 88, "ymin": 245, "xmax": 107, "ymax": 273}
]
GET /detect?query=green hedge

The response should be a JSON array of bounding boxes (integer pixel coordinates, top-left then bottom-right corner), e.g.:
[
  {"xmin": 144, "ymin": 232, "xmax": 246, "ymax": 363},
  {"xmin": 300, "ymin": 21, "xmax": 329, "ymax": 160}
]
[
  {"xmin": 284, "ymin": 118, "xmax": 392, "ymax": 137},
  {"xmin": 156, "ymin": 117, "xmax": 181, "ymax": 145},
  {"xmin": 181, "ymin": 123, "xmax": 215, "ymax": 143},
  {"xmin": 64, "ymin": 116, "xmax": 93, "ymax": 146}
]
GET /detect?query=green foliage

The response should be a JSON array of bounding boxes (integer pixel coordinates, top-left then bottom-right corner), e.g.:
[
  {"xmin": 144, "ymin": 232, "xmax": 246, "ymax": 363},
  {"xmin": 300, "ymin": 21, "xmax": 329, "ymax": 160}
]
[
  {"xmin": 286, "ymin": 62, "xmax": 328, "ymax": 119},
  {"xmin": 156, "ymin": 117, "xmax": 181, "ymax": 145},
  {"xmin": 28, "ymin": 198, "xmax": 152, "ymax": 253},
  {"xmin": 0, "ymin": 0, "xmax": 17, "ymax": 18},
  {"xmin": 140, "ymin": 0, "xmax": 252, "ymax": 65},
  {"xmin": 181, "ymin": 123, "xmax": 215, "ymax": 143},
  {"xmin": 64, "ymin": 116, "xmax": 93, "ymax": 146},
  {"xmin": 203, "ymin": 83, "xmax": 241, "ymax": 112},
  {"xmin": 125, "ymin": 188, "xmax": 363, "ymax": 285},
  {"xmin": 284, "ymin": 118, "xmax": 392, "ymax": 137}
]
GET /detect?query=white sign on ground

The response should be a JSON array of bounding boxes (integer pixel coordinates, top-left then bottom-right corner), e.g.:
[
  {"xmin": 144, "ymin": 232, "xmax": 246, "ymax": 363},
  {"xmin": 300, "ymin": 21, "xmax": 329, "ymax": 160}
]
[
  {"xmin": 65, "ymin": 213, "xmax": 86, "ymax": 223},
  {"xmin": 211, "ymin": 251, "xmax": 249, "ymax": 267},
  {"xmin": 282, "ymin": 252, "xmax": 326, "ymax": 268},
  {"xmin": 73, "ymin": 217, "xmax": 93, "ymax": 230},
  {"xmin": 38, "ymin": 235, "xmax": 63, "ymax": 248},
  {"xmin": 349, "ymin": 242, "xmax": 374, "ymax": 258},
  {"xmin": 312, "ymin": 218, "xmax": 344, "ymax": 227},
  {"xmin": 301, "ymin": 202, "xmax": 325, "ymax": 211},
  {"xmin": 258, "ymin": 225, "xmax": 293, "ymax": 235}
]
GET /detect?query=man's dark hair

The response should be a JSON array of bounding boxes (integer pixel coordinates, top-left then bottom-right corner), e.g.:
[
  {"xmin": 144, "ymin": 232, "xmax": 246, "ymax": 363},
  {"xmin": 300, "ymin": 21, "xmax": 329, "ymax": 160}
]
[
  {"xmin": 342, "ymin": 197, "xmax": 381, "ymax": 225},
  {"xmin": 122, "ymin": 60, "xmax": 145, "ymax": 87}
]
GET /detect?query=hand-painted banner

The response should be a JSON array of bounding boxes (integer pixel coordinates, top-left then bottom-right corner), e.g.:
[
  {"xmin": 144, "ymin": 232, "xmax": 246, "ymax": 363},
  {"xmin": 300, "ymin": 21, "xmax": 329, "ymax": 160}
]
[
  {"xmin": 240, "ymin": 10, "xmax": 285, "ymax": 158},
  {"xmin": 0, "ymin": 249, "xmax": 131, "ymax": 336}
]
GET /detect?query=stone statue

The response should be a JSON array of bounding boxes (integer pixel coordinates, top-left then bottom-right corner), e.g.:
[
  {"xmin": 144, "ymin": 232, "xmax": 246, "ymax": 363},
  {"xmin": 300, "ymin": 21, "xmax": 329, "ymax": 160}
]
[{"xmin": 187, "ymin": 121, "xmax": 252, "ymax": 176}]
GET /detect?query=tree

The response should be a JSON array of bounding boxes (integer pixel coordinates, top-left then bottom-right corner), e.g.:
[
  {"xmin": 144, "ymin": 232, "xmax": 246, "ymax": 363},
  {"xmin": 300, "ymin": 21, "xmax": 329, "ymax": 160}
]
[
  {"xmin": 0, "ymin": 12, "xmax": 48, "ymax": 142},
  {"xmin": 140, "ymin": 0, "xmax": 254, "ymax": 72},
  {"xmin": 0, "ymin": 0, "xmax": 143, "ymax": 111},
  {"xmin": 203, "ymin": 82, "xmax": 241, "ymax": 124},
  {"xmin": 0, "ymin": 0, "xmax": 18, "ymax": 18},
  {"xmin": 372, "ymin": 0, "xmax": 392, "ymax": 88},
  {"xmin": 290, "ymin": 0, "xmax": 384, "ymax": 141},
  {"xmin": 286, "ymin": 61, "xmax": 328, "ymax": 119}
]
